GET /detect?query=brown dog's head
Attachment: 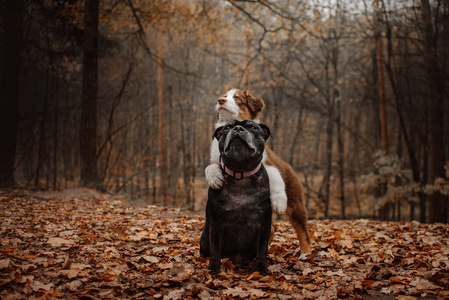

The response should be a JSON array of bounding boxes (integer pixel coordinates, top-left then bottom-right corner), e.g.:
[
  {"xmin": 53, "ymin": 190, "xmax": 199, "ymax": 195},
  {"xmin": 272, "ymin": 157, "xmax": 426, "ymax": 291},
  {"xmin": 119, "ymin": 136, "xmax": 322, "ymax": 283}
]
[{"xmin": 215, "ymin": 89, "xmax": 265, "ymax": 125}]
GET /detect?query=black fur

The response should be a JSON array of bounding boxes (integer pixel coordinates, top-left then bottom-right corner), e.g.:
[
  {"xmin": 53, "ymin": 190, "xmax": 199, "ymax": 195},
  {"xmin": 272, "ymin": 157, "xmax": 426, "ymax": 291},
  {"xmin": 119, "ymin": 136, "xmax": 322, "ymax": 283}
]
[{"xmin": 200, "ymin": 120, "xmax": 272, "ymax": 275}]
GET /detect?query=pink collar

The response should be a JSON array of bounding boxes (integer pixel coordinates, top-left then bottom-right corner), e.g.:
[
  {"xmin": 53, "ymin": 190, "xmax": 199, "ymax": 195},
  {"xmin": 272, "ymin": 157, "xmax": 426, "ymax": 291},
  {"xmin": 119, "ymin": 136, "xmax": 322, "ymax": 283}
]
[{"xmin": 220, "ymin": 158, "xmax": 262, "ymax": 180}]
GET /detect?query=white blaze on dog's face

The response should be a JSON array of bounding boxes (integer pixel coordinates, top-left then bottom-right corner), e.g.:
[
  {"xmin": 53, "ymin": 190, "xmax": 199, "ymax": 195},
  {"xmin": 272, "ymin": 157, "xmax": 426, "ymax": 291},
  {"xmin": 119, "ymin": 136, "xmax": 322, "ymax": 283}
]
[
  {"xmin": 215, "ymin": 89, "xmax": 265, "ymax": 128},
  {"xmin": 216, "ymin": 89, "xmax": 240, "ymax": 122}
]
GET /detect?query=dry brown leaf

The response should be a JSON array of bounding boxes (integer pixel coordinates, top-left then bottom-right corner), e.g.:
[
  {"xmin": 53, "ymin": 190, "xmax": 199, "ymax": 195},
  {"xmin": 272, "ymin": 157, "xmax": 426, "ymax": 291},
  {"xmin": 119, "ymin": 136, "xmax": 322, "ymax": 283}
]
[
  {"xmin": 30, "ymin": 280, "xmax": 54, "ymax": 292},
  {"xmin": 66, "ymin": 279, "xmax": 83, "ymax": 291},
  {"xmin": 0, "ymin": 259, "xmax": 14, "ymax": 269},
  {"xmin": 222, "ymin": 287, "xmax": 250, "ymax": 298},
  {"xmin": 46, "ymin": 237, "xmax": 75, "ymax": 247}
]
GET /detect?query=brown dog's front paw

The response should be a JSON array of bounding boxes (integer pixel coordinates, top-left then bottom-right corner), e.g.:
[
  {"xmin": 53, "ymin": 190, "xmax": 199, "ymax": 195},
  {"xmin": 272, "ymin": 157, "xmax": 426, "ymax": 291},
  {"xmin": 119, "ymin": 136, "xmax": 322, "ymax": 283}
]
[
  {"xmin": 205, "ymin": 164, "xmax": 224, "ymax": 189},
  {"xmin": 208, "ymin": 260, "xmax": 221, "ymax": 274}
]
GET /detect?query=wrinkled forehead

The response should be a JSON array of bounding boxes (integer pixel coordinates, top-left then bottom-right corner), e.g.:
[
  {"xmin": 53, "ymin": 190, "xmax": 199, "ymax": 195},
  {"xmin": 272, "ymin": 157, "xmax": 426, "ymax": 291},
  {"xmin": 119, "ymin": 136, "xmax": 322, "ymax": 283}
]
[
  {"xmin": 225, "ymin": 119, "xmax": 239, "ymax": 127},
  {"xmin": 226, "ymin": 119, "xmax": 257, "ymax": 127},
  {"xmin": 241, "ymin": 119, "xmax": 258, "ymax": 126}
]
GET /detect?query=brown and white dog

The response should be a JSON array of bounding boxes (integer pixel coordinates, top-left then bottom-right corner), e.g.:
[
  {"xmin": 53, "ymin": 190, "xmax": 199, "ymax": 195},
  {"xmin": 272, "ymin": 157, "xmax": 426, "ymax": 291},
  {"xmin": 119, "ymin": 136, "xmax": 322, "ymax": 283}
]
[{"xmin": 205, "ymin": 89, "xmax": 311, "ymax": 256}]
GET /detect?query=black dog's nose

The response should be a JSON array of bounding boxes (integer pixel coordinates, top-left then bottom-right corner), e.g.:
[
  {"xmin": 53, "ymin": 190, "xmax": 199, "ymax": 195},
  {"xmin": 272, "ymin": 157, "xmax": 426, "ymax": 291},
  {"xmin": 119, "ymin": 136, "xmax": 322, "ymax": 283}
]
[{"xmin": 233, "ymin": 125, "xmax": 245, "ymax": 132}]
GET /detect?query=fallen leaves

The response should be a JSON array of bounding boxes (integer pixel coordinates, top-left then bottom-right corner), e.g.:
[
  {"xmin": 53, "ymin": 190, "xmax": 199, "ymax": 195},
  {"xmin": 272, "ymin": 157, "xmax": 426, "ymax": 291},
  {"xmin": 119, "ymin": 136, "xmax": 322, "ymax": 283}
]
[
  {"xmin": 47, "ymin": 237, "xmax": 76, "ymax": 247},
  {"xmin": 1, "ymin": 190, "xmax": 449, "ymax": 299}
]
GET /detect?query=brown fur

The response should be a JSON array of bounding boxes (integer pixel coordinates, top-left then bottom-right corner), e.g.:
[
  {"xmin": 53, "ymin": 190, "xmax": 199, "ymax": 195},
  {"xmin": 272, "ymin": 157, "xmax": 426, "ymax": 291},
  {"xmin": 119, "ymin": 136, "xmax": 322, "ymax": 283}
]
[
  {"xmin": 265, "ymin": 148, "xmax": 311, "ymax": 254},
  {"xmin": 221, "ymin": 89, "xmax": 311, "ymax": 255},
  {"xmin": 233, "ymin": 90, "xmax": 265, "ymax": 120}
]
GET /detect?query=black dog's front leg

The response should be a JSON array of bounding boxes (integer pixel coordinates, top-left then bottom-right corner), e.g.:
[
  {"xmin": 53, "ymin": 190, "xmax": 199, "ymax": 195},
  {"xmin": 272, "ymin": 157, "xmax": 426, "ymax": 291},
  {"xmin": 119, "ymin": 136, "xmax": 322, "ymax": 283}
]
[
  {"xmin": 208, "ymin": 221, "xmax": 222, "ymax": 274},
  {"xmin": 254, "ymin": 246, "xmax": 269, "ymax": 276},
  {"xmin": 199, "ymin": 219, "xmax": 210, "ymax": 258},
  {"xmin": 254, "ymin": 220, "xmax": 271, "ymax": 276}
]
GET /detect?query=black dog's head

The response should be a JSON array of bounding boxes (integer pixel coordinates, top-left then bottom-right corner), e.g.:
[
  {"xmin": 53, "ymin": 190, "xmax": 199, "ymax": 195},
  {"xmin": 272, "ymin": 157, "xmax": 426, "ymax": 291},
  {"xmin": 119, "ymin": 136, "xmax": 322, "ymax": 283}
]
[{"xmin": 214, "ymin": 120, "xmax": 271, "ymax": 172}]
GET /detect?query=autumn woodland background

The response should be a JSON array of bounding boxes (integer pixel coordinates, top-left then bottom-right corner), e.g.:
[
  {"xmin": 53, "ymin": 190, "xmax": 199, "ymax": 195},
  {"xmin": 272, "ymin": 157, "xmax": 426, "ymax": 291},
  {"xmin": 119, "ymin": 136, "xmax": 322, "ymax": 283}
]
[{"xmin": 1, "ymin": 0, "xmax": 449, "ymax": 223}]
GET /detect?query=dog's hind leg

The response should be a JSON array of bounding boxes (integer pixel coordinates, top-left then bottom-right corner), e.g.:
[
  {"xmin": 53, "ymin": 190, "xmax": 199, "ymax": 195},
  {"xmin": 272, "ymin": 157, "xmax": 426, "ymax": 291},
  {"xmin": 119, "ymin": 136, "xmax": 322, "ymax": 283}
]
[{"xmin": 286, "ymin": 200, "xmax": 311, "ymax": 255}]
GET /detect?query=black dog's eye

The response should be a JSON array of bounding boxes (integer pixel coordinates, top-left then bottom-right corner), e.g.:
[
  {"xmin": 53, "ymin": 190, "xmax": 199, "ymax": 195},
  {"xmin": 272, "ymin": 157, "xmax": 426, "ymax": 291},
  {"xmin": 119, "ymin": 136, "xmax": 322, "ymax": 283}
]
[
  {"xmin": 224, "ymin": 125, "xmax": 232, "ymax": 131},
  {"xmin": 249, "ymin": 125, "xmax": 257, "ymax": 130}
]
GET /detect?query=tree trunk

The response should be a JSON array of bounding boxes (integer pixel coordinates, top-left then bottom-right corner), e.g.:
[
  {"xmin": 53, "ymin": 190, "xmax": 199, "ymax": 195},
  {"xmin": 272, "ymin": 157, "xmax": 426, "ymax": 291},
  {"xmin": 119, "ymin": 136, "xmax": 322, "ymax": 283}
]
[
  {"xmin": 157, "ymin": 29, "xmax": 168, "ymax": 204},
  {"xmin": 351, "ymin": 110, "xmax": 362, "ymax": 218},
  {"xmin": 53, "ymin": 81, "xmax": 59, "ymax": 190},
  {"xmin": 0, "ymin": 0, "xmax": 23, "ymax": 188},
  {"xmin": 336, "ymin": 99, "xmax": 345, "ymax": 219},
  {"xmin": 288, "ymin": 106, "xmax": 305, "ymax": 166},
  {"xmin": 269, "ymin": 89, "xmax": 281, "ymax": 152},
  {"xmin": 35, "ymin": 72, "xmax": 50, "ymax": 188},
  {"xmin": 80, "ymin": 0, "xmax": 106, "ymax": 192},
  {"xmin": 243, "ymin": 32, "xmax": 251, "ymax": 90},
  {"xmin": 374, "ymin": 0, "xmax": 391, "ymax": 221},
  {"xmin": 376, "ymin": 39, "xmax": 389, "ymax": 153},
  {"xmin": 384, "ymin": 23, "xmax": 427, "ymax": 222},
  {"xmin": 420, "ymin": 0, "xmax": 446, "ymax": 223},
  {"xmin": 332, "ymin": 36, "xmax": 345, "ymax": 219},
  {"xmin": 323, "ymin": 114, "xmax": 333, "ymax": 219},
  {"xmin": 62, "ymin": 87, "xmax": 70, "ymax": 188},
  {"xmin": 375, "ymin": 0, "xmax": 389, "ymax": 153}
]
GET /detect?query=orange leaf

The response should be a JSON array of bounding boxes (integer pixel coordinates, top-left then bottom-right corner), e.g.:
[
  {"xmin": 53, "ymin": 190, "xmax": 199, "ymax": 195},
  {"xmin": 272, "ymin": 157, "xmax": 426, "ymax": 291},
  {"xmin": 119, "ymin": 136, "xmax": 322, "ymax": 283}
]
[
  {"xmin": 362, "ymin": 280, "xmax": 374, "ymax": 286},
  {"xmin": 389, "ymin": 277, "xmax": 406, "ymax": 284},
  {"xmin": 247, "ymin": 271, "xmax": 260, "ymax": 280}
]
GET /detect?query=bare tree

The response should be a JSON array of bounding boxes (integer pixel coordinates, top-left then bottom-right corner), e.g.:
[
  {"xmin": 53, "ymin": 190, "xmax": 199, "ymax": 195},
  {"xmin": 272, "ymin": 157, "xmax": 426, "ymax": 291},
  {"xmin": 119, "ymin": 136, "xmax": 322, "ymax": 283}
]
[
  {"xmin": 157, "ymin": 29, "xmax": 168, "ymax": 204},
  {"xmin": 0, "ymin": 0, "xmax": 23, "ymax": 188},
  {"xmin": 420, "ymin": 0, "xmax": 446, "ymax": 223},
  {"xmin": 80, "ymin": 0, "xmax": 106, "ymax": 191}
]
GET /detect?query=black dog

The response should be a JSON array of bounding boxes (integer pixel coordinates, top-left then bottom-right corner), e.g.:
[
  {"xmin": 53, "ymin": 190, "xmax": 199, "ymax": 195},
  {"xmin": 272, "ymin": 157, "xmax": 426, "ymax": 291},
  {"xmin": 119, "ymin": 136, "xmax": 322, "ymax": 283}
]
[{"xmin": 200, "ymin": 119, "xmax": 272, "ymax": 275}]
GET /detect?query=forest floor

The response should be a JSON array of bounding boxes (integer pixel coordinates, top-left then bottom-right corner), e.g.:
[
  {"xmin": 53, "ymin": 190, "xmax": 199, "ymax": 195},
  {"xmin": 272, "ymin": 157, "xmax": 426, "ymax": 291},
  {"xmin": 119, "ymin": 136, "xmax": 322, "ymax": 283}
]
[{"xmin": 1, "ymin": 189, "xmax": 449, "ymax": 299}]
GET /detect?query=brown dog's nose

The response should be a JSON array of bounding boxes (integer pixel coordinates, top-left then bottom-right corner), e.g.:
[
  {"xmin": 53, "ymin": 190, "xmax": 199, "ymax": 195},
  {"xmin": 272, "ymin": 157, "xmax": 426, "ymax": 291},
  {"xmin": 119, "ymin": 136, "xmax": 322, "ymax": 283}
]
[{"xmin": 218, "ymin": 97, "xmax": 227, "ymax": 105}]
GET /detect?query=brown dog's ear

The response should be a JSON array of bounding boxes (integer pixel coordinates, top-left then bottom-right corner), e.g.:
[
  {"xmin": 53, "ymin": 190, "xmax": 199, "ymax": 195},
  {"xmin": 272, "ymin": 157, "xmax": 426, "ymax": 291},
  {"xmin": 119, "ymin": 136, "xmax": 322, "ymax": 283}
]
[
  {"xmin": 243, "ymin": 90, "xmax": 265, "ymax": 113},
  {"xmin": 213, "ymin": 126, "xmax": 224, "ymax": 140},
  {"xmin": 259, "ymin": 124, "xmax": 271, "ymax": 141}
]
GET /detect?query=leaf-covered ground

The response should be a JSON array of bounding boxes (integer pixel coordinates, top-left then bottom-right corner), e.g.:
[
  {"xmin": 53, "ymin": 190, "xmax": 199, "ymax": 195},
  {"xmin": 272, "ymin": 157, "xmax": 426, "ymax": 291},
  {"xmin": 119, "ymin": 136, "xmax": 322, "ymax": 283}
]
[{"xmin": 1, "ymin": 190, "xmax": 448, "ymax": 299}]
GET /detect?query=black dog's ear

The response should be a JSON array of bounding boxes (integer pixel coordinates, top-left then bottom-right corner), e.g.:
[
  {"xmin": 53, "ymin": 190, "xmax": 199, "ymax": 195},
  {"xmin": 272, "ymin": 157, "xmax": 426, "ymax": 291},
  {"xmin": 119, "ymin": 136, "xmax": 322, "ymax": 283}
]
[
  {"xmin": 213, "ymin": 126, "xmax": 224, "ymax": 140},
  {"xmin": 259, "ymin": 124, "xmax": 271, "ymax": 140}
]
